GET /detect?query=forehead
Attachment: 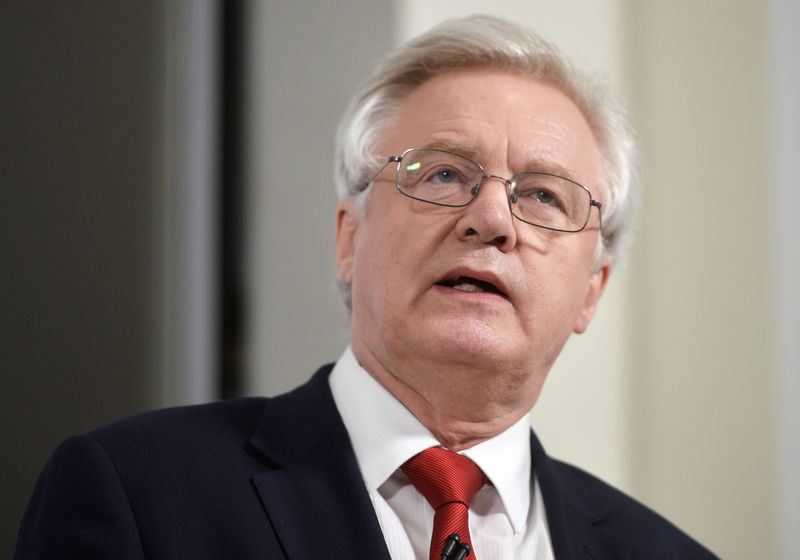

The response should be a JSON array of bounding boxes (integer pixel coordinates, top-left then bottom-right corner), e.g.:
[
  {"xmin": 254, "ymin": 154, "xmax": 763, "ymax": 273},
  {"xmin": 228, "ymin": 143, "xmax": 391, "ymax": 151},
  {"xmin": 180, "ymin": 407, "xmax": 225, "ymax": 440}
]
[{"xmin": 379, "ymin": 69, "xmax": 605, "ymax": 193}]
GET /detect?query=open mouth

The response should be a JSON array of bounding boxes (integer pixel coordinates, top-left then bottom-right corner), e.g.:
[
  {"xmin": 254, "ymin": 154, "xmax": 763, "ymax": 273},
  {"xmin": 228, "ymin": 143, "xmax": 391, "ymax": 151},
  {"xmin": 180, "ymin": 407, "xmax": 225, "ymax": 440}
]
[{"xmin": 436, "ymin": 276, "xmax": 509, "ymax": 299}]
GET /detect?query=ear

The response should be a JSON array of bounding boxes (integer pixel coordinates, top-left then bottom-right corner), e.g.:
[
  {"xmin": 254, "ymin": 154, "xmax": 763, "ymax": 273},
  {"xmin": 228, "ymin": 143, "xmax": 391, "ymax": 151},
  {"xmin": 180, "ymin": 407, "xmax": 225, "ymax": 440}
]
[
  {"xmin": 573, "ymin": 257, "xmax": 612, "ymax": 334},
  {"xmin": 335, "ymin": 198, "xmax": 360, "ymax": 283}
]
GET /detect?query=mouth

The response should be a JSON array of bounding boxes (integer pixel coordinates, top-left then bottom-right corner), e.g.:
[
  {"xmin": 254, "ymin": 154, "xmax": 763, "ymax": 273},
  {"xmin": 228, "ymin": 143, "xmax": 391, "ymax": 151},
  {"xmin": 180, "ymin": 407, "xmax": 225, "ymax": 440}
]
[{"xmin": 436, "ymin": 275, "xmax": 509, "ymax": 300}]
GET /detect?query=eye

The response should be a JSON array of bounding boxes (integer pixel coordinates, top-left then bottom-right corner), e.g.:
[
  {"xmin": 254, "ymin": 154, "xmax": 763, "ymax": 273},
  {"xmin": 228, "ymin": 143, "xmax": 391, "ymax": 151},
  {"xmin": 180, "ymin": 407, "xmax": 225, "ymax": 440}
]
[
  {"xmin": 514, "ymin": 184, "xmax": 563, "ymax": 209},
  {"xmin": 533, "ymin": 189, "xmax": 558, "ymax": 206},
  {"xmin": 430, "ymin": 167, "xmax": 461, "ymax": 184}
]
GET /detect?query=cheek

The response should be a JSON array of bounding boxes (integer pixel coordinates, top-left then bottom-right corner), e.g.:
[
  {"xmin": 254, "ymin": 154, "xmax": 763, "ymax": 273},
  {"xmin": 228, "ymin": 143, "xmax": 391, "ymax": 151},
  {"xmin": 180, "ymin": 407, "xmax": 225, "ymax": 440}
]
[
  {"xmin": 519, "ymin": 238, "xmax": 597, "ymax": 322},
  {"xmin": 350, "ymin": 220, "xmax": 407, "ymax": 319}
]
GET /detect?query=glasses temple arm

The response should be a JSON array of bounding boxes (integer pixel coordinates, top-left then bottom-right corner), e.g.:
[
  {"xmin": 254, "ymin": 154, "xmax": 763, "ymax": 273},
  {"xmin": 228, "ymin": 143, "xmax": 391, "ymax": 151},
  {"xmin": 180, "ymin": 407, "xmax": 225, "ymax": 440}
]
[
  {"xmin": 358, "ymin": 156, "xmax": 402, "ymax": 191},
  {"xmin": 590, "ymin": 199, "xmax": 603, "ymax": 232}
]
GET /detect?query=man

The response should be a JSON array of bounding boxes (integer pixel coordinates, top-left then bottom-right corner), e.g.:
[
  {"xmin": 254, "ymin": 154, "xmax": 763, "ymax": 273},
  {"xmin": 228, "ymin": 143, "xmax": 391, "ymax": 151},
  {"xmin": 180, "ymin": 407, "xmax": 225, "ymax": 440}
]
[{"xmin": 15, "ymin": 15, "xmax": 717, "ymax": 559}]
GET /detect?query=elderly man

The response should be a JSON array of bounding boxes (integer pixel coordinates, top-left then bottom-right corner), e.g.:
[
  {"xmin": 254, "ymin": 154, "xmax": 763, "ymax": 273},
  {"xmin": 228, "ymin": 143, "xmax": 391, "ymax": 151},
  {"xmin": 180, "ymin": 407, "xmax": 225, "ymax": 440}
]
[{"xmin": 15, "ymin": 15, "xmax": 717, "ymax": 560}]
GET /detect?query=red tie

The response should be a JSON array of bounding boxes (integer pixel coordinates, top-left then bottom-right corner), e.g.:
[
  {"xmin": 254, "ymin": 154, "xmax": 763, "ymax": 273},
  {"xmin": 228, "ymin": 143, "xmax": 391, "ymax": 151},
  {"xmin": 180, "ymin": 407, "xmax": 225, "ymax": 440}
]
[{"xmin": 401, "ymin": 447, "xmax": 488, "ymax": 560}]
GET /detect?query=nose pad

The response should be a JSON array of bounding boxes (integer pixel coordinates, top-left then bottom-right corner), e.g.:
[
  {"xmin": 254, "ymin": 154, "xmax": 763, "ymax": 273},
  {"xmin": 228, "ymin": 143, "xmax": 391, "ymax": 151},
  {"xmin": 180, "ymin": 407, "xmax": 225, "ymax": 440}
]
[
  {"xmin": 478, "ymin": 175, "xmax": 516, "ymax": 206},
  {"xmin": 508, "ymin": 180, "xmax": 518, "ymax": 204},
  {"xmin": 471, "ymin": 178, "xmax": 516, "ymax": 205}
]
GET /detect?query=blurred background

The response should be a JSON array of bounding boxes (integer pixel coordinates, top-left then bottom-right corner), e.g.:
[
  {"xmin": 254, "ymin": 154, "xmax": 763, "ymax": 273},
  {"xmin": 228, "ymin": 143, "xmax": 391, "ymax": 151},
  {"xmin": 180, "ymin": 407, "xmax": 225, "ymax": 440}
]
[{"xmin": 3, "ymin": 1, "xmax": 798, "ymax": 558}]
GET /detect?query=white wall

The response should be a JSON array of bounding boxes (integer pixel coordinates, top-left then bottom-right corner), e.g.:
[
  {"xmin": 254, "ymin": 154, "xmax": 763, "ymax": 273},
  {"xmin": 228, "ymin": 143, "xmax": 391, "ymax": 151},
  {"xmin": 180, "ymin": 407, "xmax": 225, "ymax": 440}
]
[
  {"xmin": 769, "ymin": 1, "xmax": 800, "ymax": 558},
  {"xmin": 161, "ymin": 0, "xmax": 220, "ymax": 406},
  {"xmin": 628, "ymin": 3, "xmax": 772, "ymax": 557},
  {"xmin": 242, "ymin": 1, "xmax": 395, "ymax": 396}
]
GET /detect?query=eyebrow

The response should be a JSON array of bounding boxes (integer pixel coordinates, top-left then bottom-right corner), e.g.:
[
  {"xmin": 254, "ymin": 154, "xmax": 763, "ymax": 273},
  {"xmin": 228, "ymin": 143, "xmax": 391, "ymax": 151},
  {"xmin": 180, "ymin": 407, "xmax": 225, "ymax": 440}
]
[
  {"xmin": 424, "ymin": 139, "xmax": 482, "ymax": 162},
  {"xmin": 420, "ymin": 140, "xmax": 588, "ymax": 187}
]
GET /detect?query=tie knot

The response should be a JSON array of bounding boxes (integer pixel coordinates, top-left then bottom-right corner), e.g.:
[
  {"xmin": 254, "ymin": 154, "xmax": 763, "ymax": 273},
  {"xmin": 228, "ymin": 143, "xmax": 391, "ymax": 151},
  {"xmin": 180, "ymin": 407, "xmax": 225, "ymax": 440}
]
[{"xmin": 401, "ymin": 447, "xmax": 487, "ymax": 510}]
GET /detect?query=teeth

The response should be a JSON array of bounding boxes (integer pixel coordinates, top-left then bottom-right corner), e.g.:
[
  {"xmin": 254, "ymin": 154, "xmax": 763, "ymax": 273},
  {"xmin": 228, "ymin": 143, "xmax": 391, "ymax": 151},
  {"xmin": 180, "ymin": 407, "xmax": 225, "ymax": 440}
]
[{"xmin": 453, "ymin": 282, "xmax": 484, "ymax": 292}]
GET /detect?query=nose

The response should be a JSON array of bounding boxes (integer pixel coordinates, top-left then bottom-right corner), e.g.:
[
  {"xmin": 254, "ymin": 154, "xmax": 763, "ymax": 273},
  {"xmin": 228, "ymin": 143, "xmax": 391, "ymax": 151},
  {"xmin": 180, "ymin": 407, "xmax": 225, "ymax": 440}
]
[{"xmin": 456, "ymin": 175, "xmax": 517, "ymax": 252}]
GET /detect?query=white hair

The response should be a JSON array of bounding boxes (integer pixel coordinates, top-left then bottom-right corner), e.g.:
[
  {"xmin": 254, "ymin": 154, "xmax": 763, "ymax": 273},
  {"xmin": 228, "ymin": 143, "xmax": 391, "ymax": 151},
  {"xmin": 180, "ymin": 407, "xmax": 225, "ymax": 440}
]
[{"xmin": 334, "ymin": 14, "xmax": 639, "ymax": 309}]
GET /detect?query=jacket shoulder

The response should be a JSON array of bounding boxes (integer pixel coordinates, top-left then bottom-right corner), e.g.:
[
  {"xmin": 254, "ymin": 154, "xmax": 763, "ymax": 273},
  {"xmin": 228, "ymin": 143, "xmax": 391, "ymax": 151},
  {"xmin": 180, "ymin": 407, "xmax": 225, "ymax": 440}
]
[
  {"xmin": 89, "ymin": 363, "xmax": 336, "ymax": 452},
  {"xmin": 550, "ymin": 459, "xmax": 719, "ymax": 559},
  {"xmin": 90, "ymin": 397, "xmax": 269, "ymax": 447}
]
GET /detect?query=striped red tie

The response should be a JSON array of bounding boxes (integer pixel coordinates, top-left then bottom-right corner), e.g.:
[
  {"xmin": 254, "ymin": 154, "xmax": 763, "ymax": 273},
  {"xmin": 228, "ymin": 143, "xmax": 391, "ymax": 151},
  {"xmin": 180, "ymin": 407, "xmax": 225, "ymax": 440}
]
[{"xmin": 401, "ymin": 447, "xmax": 488, "ymax": 560}]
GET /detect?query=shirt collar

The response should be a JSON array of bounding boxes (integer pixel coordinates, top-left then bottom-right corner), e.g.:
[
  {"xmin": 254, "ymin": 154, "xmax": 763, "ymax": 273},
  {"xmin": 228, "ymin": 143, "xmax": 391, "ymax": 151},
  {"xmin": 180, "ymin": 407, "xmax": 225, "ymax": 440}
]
[{"xmin": 329, "ymin": 345, "xmax": 531, "ymax": 534}]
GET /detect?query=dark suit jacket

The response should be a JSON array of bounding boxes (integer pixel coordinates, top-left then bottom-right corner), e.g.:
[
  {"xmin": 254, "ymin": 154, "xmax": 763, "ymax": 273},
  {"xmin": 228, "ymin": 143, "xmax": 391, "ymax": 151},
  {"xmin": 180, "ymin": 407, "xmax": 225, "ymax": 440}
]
[{"xmin": 14, "ymin": 364, "xmax": 718, "ymax": 559}]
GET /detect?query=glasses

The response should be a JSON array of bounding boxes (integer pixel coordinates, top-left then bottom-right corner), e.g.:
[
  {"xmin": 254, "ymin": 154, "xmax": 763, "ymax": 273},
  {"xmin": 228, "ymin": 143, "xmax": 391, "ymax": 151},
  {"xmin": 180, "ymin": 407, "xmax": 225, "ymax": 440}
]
[{"xmin": 362, "ymin": 147, "xmax": 602, "ymax": 233}]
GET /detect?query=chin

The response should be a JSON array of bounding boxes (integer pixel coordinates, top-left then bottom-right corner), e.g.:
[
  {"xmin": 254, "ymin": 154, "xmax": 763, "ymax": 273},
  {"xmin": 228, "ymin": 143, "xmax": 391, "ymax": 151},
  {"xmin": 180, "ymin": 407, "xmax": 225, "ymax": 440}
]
[{"xmin": 410, "ymin": 321, "xmax": 518, "ymax": 368}]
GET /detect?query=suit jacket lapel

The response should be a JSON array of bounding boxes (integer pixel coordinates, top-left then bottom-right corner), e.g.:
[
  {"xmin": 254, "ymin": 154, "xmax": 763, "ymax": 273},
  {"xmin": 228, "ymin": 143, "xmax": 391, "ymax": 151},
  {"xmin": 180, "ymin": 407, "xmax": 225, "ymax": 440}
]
[
  {"xmin": 249, "ymin": 366, "xmax": 391, "ymax": 560},
  {"xmin": 531, "ymin": 431, "xmax": 633, "ymax": 560}
]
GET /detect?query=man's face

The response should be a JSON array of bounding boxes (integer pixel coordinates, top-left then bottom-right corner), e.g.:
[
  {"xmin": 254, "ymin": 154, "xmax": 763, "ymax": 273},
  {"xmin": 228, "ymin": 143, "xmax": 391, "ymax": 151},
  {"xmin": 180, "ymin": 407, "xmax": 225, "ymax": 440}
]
[{"xmin": 336, "ymin": 69, "xmax": 610, "ymax": 410}]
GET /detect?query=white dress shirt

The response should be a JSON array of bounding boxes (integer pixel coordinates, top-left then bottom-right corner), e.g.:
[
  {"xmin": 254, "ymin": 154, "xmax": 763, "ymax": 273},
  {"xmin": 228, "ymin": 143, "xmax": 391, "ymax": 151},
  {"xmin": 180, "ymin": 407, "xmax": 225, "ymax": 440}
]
[{"xmin": 329, "ymin": 346, "xmax": 554, "ymax": 559}]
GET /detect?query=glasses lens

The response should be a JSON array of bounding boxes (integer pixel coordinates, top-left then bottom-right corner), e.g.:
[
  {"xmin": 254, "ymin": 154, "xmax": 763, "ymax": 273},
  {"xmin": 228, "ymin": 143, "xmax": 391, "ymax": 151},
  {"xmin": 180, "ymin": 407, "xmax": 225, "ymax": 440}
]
[
  {"xmin": 510, "ymin": 173, "xmax": 592, "ymax": 232},
  {"xmin": 396, "ymin": 149, "xmax": 482, "ymax": 206}
]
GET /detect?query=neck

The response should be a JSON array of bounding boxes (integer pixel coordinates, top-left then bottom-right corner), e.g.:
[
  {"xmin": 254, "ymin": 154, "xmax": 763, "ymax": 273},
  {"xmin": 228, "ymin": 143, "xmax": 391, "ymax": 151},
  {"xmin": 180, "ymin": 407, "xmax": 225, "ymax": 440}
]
[{"xmin": 350, "ymin": 338, "xmax": 542, "ymax": 452}]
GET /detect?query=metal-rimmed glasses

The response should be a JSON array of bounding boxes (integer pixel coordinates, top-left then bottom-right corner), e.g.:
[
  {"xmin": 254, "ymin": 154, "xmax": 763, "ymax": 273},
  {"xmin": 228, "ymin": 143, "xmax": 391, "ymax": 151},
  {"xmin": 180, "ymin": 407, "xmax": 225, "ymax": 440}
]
[{"xmin": 361, "ymin": 147, "xmax": 602, "ymax": 233}]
